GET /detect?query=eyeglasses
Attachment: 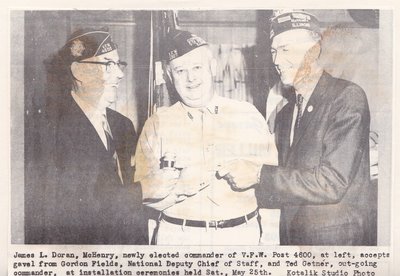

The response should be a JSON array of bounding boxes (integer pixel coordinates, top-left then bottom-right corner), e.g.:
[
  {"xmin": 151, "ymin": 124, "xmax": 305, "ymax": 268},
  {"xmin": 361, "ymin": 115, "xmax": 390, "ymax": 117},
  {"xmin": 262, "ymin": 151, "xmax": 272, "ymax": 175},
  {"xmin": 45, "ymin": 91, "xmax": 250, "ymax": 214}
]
[{"xmin": 77, "ymin": 60, "xmax": 128, "ymax": 72}]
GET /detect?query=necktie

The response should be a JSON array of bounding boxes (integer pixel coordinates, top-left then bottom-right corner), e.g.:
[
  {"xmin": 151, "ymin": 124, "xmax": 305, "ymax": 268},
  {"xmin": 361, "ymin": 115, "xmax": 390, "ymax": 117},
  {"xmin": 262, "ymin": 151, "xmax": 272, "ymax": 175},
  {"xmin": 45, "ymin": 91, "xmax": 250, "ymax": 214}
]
[
  {"xmin": 292, "ymin": 94, "xmax": 304, "ymax": 144},
  {"xmin": 102, "ymin": 116, "xmax": 123, "ymax": 185},
  {"xmin": 102, "ymin": 116, "xmax": 113, "ymax": 150},
  {"xmin": 295, "ymin": 94, "xmax": 304, "ymax": 129}
]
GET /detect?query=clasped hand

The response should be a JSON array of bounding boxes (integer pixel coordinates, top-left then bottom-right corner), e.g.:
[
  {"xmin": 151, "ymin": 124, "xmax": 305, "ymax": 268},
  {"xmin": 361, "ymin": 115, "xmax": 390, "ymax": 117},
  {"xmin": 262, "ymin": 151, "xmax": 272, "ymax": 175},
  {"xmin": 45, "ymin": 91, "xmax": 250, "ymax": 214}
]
[
  {"xmin": 174, "ymin": 166, "xmax": 211, "ymax": 197},
  {"xmin": 217, "ymin": 159, "xmax": 262, "ymax": 190}
]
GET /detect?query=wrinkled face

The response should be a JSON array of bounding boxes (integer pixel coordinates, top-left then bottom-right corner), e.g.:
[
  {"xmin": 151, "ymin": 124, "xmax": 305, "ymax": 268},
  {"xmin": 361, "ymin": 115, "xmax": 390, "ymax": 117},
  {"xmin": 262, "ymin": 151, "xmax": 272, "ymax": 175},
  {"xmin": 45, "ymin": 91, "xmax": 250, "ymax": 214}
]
[
  {"xmin": 73, "ymin": 49, "xmax": 125, "ymax": 110},
  {"xmin": 271, "ymin": 29, "xmax": 319, "ymax": 87},
  {"xmin": 169, "ymin": 46, "xmax": 214, "ymax": 108}
]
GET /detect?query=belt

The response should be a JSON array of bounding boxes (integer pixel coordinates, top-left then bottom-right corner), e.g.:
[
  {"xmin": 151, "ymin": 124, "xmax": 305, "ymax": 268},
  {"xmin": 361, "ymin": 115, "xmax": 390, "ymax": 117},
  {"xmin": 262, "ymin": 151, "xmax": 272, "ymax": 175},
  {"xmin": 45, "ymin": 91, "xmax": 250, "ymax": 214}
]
[{"xmin": 160, "ymin": 210, "xmax": 258, "ymax": 229}]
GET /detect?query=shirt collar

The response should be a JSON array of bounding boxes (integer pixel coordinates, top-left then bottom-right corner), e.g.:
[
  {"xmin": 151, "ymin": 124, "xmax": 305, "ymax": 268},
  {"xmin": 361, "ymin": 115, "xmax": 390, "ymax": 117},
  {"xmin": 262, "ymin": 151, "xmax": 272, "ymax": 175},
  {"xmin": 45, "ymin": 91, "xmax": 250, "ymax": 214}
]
[
  {"xmin": 204, "ymin": 95, "xmax": 222, "ymax": 114},
  {"xmin": 179, "ymin": 94, "xmax": 220, "ymax": 120}
]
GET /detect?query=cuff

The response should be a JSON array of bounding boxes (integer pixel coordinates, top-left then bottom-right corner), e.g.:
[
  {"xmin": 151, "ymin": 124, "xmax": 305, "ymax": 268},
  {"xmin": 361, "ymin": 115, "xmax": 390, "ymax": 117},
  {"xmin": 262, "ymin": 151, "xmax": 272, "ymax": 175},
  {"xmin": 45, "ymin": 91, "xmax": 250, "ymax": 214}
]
[
  {"xmin": 256, "ymin": 164, "xmax": 263, "ymax": 184},
  {"xmin": 258, "ymin": 165, "xmax": 282, "ymax": 208}
]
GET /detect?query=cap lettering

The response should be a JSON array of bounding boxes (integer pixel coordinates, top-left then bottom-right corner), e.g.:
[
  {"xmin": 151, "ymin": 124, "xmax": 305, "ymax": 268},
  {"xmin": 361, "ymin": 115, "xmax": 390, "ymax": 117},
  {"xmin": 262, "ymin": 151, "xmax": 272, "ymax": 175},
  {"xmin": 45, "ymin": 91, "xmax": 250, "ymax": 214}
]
[
  {"xmin": 168, "ymin": 49, "xmax": 178, "ymax": 60},
  {"xmin": 187, "ymin": 36, "xmax": 206, "ymax": 47},
  {"xmin": 292, "ymin": 22, "xmax": 311, "ymax": 28},
  {"xmin": 277, "ymin": 15, "xmax": 291, "ymax": 23},
  {"xmin": 292, "ymin": 13, "xmax": 310, "ymax": 20},
  {"xmin": 100, "ymin": 43, "xmax": 113, "ymax": 54}
]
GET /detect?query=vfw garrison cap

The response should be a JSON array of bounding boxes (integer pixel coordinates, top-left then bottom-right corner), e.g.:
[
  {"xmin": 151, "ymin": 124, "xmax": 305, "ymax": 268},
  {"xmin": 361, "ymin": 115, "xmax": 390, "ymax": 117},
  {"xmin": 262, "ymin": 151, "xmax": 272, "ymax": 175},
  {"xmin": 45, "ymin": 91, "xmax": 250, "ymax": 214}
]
[
  {"xmin": 65, "ymin": 28, "xmax": 117, "ymax": 61},
  {"xmin": 164, "ymin": 29, "xmax": 208, "ymax": 62},
  {"xmin": 270, "ymin": 11, "xmax": 321, "ymax": 40}
]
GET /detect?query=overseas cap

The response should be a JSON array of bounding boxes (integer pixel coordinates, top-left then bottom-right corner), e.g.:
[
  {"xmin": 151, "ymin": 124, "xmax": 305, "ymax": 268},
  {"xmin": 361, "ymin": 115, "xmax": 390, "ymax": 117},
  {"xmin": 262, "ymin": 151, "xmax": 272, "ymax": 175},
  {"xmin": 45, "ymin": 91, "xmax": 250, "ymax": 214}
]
[
  {"xmin": 270, "ymin": 11, "xmax": 321, "ymax": 40},
  {"xmin": 65, "ymin": 28, "xmax": 117, "ymax": 61},
  {"xmin": 164, "ymin": 29, "xmax": 208, "ymax": 62}
]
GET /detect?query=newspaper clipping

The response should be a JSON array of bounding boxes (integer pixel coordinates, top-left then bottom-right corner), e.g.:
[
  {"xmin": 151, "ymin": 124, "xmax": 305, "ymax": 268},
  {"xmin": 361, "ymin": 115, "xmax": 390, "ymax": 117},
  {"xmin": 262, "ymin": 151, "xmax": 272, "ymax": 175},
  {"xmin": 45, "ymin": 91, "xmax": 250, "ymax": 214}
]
[{"xmin": 8, "ymin": 7, "xmax": 395, "ymax": 276}]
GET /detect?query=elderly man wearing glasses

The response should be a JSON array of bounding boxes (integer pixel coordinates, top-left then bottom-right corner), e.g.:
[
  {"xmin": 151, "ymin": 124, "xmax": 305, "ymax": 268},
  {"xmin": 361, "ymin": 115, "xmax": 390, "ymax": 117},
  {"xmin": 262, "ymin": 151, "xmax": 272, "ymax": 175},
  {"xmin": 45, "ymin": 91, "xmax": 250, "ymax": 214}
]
[{"xmin": 47, "ymin": 28, "xmax": 147, "ymax": 244}]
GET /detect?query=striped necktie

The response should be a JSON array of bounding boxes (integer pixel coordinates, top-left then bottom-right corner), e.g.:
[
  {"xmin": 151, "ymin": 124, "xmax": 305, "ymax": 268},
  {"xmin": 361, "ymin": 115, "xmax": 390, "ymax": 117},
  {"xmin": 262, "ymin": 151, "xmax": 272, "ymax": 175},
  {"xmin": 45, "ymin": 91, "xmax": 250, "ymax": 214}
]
[
  {"xmin": 292, "ymin": 94, "xmax": 304, "ymax": 144},
  {"xmin": 102, "ymin": 115, "xmax": 123, "ymax": 185},
  {"xmin": 295, "ymin": 94, "xmax": 304, "ymax": 129}
]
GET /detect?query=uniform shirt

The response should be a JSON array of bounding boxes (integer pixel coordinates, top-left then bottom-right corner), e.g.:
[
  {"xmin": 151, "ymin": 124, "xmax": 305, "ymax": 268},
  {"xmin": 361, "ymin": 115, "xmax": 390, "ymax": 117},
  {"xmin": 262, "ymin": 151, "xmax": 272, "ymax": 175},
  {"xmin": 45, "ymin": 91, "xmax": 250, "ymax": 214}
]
[
  {"xmin": 135, "ymin": 95, "xmax": 276, "ymax": 220},
  {"xmin": 71, "ymin": 91, "xmax": 112, "ymax": 150}
]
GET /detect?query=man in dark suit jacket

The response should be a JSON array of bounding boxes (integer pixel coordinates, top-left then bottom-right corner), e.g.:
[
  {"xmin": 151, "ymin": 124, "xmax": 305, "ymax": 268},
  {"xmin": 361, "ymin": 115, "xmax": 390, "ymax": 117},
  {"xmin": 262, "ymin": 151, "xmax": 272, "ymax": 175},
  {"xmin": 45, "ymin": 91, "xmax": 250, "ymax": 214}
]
[
  {"xmin": 45, "ymin": 28, "xmax": 147, "ymax": 244},
  {"xmin": 218, "ymin": 11, "xmax": 374, "ymax": 245}
]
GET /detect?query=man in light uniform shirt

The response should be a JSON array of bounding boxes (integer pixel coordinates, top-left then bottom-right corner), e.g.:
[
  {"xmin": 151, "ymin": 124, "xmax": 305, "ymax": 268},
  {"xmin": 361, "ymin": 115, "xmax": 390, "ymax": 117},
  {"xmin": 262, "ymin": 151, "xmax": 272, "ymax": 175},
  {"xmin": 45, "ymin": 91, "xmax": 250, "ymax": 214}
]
[{"xmin": 135, "ymin": 30, "xmax": 279, "ymax": 245}]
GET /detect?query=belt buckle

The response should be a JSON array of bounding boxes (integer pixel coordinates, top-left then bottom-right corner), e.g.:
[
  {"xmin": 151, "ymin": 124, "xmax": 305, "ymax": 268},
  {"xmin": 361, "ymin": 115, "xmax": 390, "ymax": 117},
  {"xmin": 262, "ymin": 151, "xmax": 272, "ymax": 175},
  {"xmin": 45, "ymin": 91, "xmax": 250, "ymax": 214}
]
[
  {"xmin": 217, "ymin": 220, "xmax": 225, "ymax": 229},
  {"xmin": 207, "ymin": 219, "xmax": 230, "ymax": 229},
  {"xmin": 209, "ymin": 220, "xmax": 217, "ymax": 229}
]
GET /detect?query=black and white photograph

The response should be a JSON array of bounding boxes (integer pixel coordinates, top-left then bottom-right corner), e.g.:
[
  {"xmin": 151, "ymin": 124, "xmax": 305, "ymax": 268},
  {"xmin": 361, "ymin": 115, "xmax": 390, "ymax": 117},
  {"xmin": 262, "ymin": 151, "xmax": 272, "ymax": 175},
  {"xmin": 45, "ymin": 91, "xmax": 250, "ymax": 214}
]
[{"xmin": 6, "ymin": 6, "xmax": 397, "ymax": 276}]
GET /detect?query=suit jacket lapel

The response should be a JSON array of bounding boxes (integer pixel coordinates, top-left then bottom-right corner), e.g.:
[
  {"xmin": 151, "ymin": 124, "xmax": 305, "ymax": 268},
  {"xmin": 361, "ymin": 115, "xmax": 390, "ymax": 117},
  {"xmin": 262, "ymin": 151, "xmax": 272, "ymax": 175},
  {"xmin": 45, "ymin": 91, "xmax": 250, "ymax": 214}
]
[
  {"xmin": 68, "ymin": 96, "xmax": 109, "ymax": 156},
  {"xmin": 106, "ymin": 109, "xmax": 128, "ymax": 185},
  {"xmin": 290, "ymin": 72, "xmax": 331, "ymax": 150},
  {"xmin": 276, "ymin": 99, "xmax": 295, "ymax": 166},
  {"xmin": 107, "ymin": 109, "xmax": 123, "ymax": 156}
]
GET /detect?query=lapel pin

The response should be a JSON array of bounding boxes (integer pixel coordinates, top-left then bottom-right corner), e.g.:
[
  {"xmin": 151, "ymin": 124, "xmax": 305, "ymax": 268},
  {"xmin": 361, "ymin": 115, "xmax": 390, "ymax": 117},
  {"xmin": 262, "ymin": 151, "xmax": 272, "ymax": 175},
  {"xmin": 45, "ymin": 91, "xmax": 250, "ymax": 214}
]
[{"xmin": 307, "ymin": 105, "xmax": 313, "ymax": 112}]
